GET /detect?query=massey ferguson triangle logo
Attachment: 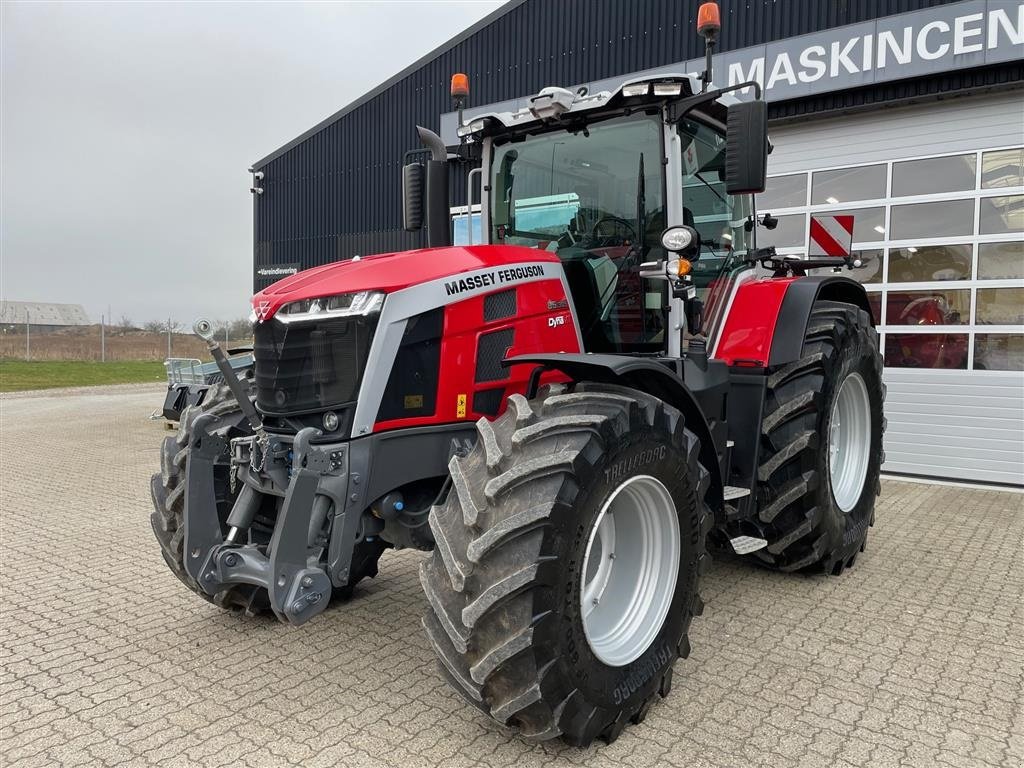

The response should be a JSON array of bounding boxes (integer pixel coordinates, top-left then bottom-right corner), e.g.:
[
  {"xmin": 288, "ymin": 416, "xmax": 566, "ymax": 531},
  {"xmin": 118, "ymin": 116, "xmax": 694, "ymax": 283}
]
[{"xmin": 255, "ymin": 300, "xmax": 271, "ymax": 322}]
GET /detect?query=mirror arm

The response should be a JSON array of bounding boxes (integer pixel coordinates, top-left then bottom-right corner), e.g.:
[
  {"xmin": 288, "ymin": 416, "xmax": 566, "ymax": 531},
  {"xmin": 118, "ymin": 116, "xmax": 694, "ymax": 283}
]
[{"xmin": 667, "ymin": 80, "xmax": 763, "ymax": 124}]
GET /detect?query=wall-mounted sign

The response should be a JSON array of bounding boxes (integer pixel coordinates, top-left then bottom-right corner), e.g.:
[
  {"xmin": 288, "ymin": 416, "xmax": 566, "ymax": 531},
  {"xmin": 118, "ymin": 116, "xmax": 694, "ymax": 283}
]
[
  {"xmin": 441, "ymin": 0, "xmax": 1022, "ymax": 142},
  {"xmin": 255, "ymin": 263, "xmax": 300, "ymax": 288},
  {"xmin": 718, "ymin": 0, "xmax": 1022, "ymax": 99}
]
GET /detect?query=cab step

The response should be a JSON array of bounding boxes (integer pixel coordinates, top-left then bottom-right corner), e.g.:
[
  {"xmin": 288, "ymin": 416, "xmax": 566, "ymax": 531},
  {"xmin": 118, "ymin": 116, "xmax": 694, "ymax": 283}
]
[
  {"xmin": 729, "ymin": 536, "xmax": 768, "ymax": 555},
  {"xmin": 723, "ymin": 485, "xmax": 751, "ymax": 501}
]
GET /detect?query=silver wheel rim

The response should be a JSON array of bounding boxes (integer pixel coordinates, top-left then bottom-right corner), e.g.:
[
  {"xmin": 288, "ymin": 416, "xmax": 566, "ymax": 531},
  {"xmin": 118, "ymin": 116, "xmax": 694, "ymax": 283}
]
[
  {"xmin": 580, "ymin": 475, "xmax": 680, "ymax": 667},
  {"xmin": 828, "ymin": 372, "xmax": 872, "ymax": 513}
]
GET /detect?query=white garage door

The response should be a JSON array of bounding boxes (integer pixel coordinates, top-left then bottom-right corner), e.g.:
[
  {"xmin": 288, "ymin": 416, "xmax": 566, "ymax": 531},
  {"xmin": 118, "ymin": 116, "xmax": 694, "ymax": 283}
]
[{"xmin": 763, "ymin": 91, "xmax": 1024, "ymax": 486}]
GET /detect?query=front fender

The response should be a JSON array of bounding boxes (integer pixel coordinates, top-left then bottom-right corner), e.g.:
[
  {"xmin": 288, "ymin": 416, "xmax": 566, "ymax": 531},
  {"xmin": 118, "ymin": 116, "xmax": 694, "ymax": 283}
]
[
  {"xmin": 714, "ymin": 275, "xmax": 871, "ymax": 368},
  {"xmin": 504, "ymin": 353, "xmax": 725, "ymax": 511}
]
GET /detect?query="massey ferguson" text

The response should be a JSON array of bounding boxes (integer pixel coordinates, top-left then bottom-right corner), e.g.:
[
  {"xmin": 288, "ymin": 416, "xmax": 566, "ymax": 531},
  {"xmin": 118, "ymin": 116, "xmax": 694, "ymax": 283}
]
[{"xmin": 444, "ymin": 265, "xmax": 546, "ymax": 296}]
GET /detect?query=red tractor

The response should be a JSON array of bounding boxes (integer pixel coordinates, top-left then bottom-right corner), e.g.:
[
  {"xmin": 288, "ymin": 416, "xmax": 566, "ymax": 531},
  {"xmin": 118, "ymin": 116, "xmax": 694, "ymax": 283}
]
[{"xmin": 151, "ymin": 4, "xmax": 884, "ymax": 747}]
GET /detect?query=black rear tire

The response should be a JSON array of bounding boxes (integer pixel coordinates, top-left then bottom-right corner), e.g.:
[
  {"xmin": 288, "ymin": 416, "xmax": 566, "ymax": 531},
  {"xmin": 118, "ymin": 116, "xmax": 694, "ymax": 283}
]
[
  {"xmin": 419, "ymin": 383, "xmax": 711, "ymax": 746},
  {"xmin": 750, "ymin": 300, "xmax": 885, "ymax": 574}
]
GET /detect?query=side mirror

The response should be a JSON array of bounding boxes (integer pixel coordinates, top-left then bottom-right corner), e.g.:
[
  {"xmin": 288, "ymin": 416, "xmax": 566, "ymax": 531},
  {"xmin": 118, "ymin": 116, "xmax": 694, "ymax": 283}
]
[
  {"xmin": 402, "ymin": 162, "xmax": 424, "ymax": 231},
  {"xmin": 725, "ymin": 100, "xmax": 768, "ymax": 195}
]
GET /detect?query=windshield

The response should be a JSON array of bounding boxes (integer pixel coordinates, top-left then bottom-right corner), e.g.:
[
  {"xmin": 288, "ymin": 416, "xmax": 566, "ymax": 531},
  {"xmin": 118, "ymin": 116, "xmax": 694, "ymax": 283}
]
[{"xmin": 489, "ymin": 116, "xmax": 667, "ymax": 353}]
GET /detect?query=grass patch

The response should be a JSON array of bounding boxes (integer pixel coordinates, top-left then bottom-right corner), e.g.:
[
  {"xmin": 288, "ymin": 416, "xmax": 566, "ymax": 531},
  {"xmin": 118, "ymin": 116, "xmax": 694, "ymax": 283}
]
[{"xmin": 0, "ymin": 360, "xmax": 166, "ymax": 392}]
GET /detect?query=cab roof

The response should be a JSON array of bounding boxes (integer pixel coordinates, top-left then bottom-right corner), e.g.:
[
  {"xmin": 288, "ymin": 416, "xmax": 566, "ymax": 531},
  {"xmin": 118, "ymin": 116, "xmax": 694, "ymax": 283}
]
[{"xmin": 460, "ymin": 73, "xmax": 736, "ymax": 141}]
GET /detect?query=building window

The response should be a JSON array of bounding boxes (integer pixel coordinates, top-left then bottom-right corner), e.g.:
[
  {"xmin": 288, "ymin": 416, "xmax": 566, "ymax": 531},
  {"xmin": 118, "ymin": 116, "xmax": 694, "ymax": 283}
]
[
  {"xmin": 890, "ymin": 199, "xmax": 975, "ymax": 240},
  {"xmin": 830, "ymin": 206, "xmax": 886, "ymax": 242},
  {"xmin": 884, "ymin": 334, "xmax": 969, "ymax": 370},
  {"xmin": 809, "ymin": 249, "xmax": 883, "ymax": 284},
  {"xmin": 847, "ymin": 249, "xmax": 883, "ymax": 285},
  {"xmin": 982, "ymin": 148, "xmax": 1024, "ymax": 189},
  {"xmin": 892, "ymin": 154, "xmax": 976, "ymax": 197},
  {"xmin": 451, "ymin": 207, "xmax": 482, "ymax": 245},
  {"xmin": 886, "ymin": 289, "xmax": 969, "ymax": 326},
  {"xmin": 974, "ymin": 334, "xmax": 1024, "ymax": 371},
  {"xmin": 978, "ymin": 241, "xmax": 1024, "ymax": 280},
  {"xmin": 887, "ymin": 244, "xmax": 972, "ymax": 282},
  {"xmin": 866, "ymin": 291, "xmax": 883, "ymax": 323},
  {"xmin": 811, "ymin": 165, "xmax": 885, "ymax": 205},
  {"xmin": 760, "ymin": 174, "xmax": 807, "ymax": 209},
  {"xmin": 760, "ymin": 213, "xmax": 805, "ymax": 248},
  {"xmin": 979, "ymin": 194, "xmax": 1024, "ymax": 235},
  {"xmin": 976, "ymin": 288, "xmax": 1024, "ymax": 325}
]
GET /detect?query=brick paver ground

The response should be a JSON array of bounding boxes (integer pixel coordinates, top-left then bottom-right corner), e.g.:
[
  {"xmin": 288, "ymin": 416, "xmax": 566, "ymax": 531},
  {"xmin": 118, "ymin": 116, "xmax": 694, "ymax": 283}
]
[{"xmin": 1, "ymin": 385, "xmax": 1022, "ymax": 768}]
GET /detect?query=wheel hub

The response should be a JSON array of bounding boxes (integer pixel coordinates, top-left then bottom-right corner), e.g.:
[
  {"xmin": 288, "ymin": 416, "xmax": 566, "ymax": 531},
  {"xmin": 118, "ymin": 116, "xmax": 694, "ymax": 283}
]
[
  {"xmin": 828, "ymin": 372, "xmax": 872, "ymax": 512},
  {"xmin": 580, "ymin": 475, "xmax": 680, "ymax": 667}
]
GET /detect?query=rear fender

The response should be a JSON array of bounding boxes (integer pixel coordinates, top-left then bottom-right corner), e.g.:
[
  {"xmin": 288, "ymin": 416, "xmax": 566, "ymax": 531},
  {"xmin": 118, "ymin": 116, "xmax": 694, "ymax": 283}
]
[
  {"xmin": 504, "ymin": 353, "xmax": 725, "ymax": 511},
  {"xmin": 768, "ymin": 276, "xmax": 873, "ymax": 367}
]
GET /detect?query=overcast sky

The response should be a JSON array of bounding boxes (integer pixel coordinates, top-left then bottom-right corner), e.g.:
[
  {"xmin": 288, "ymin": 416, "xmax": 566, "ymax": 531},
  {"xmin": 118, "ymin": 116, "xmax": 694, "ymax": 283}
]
[{"xmin": 1, "ymin": 0, "xmax": 504, "ymax": 326}]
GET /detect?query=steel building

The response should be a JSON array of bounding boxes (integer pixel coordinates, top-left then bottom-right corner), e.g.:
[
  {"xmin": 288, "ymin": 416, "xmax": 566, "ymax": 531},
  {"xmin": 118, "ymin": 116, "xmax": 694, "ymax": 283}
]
[
  {"xmin": 250, "ymin": 0, "xmax": 1024, "ymax": 485},
  {"xmin": 0, "ymin": 301, "xmax": 91, "ymax": 333}
]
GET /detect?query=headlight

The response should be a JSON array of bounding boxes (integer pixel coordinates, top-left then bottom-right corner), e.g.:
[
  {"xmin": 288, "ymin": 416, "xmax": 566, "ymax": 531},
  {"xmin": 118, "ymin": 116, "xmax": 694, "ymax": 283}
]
[
  {"xmin": 322, "ymin": 411, "xmax": 340, "ymax": 432},
  {"xmin": 277, "ymin": 291, "xmax": 384, "ymax": 323}
]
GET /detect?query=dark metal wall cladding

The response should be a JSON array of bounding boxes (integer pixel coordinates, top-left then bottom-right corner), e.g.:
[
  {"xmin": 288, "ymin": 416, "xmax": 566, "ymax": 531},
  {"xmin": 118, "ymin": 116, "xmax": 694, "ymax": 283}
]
[
  {"xmin": 769, "ymin": 61, "xmax": 1024, "ymax": 121},
  {"xmin": 254, "ymin": 0, "xmax": 1018, "ymax": 283}
]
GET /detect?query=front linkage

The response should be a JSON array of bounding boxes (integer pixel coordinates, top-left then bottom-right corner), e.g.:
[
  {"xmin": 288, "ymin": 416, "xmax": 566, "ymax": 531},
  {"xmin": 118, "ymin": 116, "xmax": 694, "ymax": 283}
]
[
  {"xmin": 183, "ymin": 420, "xmax": 359, "ymax": 625},
  {"xmin": 183, "ymin": 320, "xmax": 364, "ymax": 626}
]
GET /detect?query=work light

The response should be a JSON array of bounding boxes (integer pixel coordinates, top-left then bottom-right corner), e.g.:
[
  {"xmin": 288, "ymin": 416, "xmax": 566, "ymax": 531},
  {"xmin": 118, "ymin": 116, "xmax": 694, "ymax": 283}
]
[
  {"xmin": 652, "ymin": 82, "xmax": 683, "ymax": 96},
  {"xmin": 621, "ymin": 83, "xmax": 649, "ymax": 97},
  {"xmin": 661, "ymin": 225, "xmax": 699, "ymax": 253}
]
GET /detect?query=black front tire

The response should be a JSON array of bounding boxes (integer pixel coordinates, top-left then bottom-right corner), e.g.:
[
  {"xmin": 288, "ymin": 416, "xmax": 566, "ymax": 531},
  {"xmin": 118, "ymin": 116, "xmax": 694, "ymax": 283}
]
[
  {"xmin": 149, "ymin": 384, "xmax": 266, "ymax": 611},
  {"xmin": 419, "ymin": 383, "xmax": 711, "ymax": 746}
]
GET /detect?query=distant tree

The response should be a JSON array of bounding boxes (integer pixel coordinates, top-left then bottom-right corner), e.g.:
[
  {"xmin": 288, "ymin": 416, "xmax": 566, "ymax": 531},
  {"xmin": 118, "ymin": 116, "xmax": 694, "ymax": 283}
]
[
  {"xmin": 143, "ymin": 319, "xmax": 182, "ymax": 334},
  {"xmin": 229, "ymin": 317, "xmax": 253, "ymax": 340},
  {"xmin": 117, "ymin": 314, "xmax": 135, "ymax": 334},
  {"xmin": 206, "ymin": 318, "xmax": 253, "ymax": 345}
]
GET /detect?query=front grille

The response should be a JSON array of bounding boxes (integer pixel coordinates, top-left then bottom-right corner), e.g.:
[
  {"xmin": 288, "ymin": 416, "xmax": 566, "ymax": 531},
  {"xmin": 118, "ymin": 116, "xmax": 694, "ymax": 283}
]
[
  {"xmin": 473, "ymin": 389, "xmax": 504, "ymax": 416},
  {"xmin": 484, "ymin": 289, "xmax": 517, "ymax": 321},
  {"xmin": 254, "ymin": 315, "xmax": 378, "ymax": 415}
]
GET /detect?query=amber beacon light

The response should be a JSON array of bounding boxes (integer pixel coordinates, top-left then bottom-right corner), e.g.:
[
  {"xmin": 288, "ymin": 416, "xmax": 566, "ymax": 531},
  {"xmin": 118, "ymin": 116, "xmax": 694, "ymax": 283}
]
[
  {"xmin": 697, "ymin": 2, "xmax": 721, "ymax": 37},
  {"xmin": 450, "ymin": 73, "xmax": 470, "ymax": 99}
]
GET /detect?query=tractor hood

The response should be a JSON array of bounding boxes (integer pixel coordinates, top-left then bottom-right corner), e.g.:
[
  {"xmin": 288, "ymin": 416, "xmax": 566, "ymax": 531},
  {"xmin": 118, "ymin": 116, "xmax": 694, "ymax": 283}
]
[{"xmin": 252, "ymin": 244, "xmax": 559, "ymax": 322}]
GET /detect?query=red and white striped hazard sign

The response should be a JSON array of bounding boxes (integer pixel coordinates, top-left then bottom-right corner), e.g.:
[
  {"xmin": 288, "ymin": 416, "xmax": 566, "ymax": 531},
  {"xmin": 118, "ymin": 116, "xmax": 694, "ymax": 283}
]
[{"xmin": 808, "ymin": 214, "xmax": 854, "ymax": 257}]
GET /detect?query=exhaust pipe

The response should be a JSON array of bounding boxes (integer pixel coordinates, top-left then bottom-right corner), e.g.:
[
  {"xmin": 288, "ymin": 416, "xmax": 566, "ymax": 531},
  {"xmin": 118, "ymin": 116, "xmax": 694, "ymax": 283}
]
[{"xmin": 415, "ymin": 126, "xmax": 451, "ymax": 248}]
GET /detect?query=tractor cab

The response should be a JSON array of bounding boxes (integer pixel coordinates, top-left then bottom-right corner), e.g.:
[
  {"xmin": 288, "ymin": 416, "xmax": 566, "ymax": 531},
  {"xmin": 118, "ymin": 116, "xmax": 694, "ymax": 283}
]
[{"xmin": 406, "ymin": 68, "xmax": 769, "ymax": 361}]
